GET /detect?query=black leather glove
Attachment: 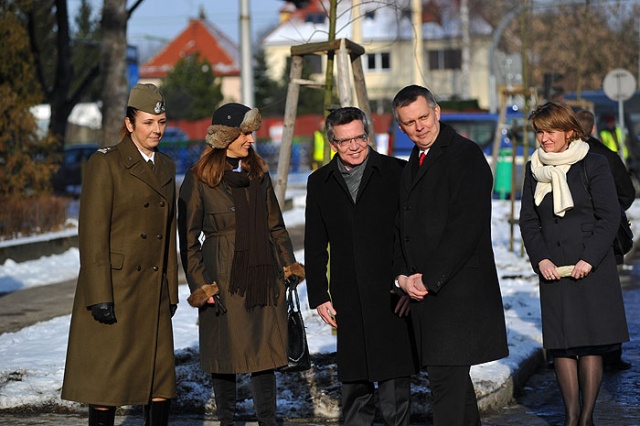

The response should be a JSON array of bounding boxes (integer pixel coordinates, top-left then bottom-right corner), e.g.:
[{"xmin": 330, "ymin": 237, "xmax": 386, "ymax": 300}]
[
  {"xmin": 394, "ymin": 294, "xmax": 411, "ymax": 317},
  {"xmin": 90, "ymin": 302, "xmax": 117, "ymax": 324},
  {"xmin": 212, "ymin": 293, "xmax": 227, "ymax": 315},
  {"xmin": 170, "ymin": 304, "xmax": 177, "ymax": 318},
  {"xmin": 284, "ymin": 274, "xmax": 299, "ymax": 289}
]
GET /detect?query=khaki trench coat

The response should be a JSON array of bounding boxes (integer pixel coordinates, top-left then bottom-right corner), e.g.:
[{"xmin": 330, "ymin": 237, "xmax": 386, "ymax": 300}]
[
  {"xmin": 178, "ymin": 169, "xmax": 296, "ymax": 374},
  {"xmin": 62, "ymin": 136, "xmax": 179, "ymax": 406}
]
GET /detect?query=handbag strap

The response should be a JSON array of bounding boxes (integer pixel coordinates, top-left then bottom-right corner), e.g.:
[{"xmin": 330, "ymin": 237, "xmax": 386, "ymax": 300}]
[{"xmin": 286, "ymin": 286, "xmax": 302, "ymax": 313}]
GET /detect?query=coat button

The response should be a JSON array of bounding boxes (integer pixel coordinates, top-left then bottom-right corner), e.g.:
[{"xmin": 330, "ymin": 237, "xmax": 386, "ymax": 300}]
[
  {"xmin": 159, "ymin": 201, "xmax": 165, "ymax": 207},
  {"xmin": 144, "ymin": 202, "xmax": 150, "ymax": 208},
  {"xmin": 153, "ymin": 266, "xmax": 159, "ymax": 271},
  {"xmin": 136, "ymin": 265, "xmax": 141, "ymax": 271},
  {"xmin": 140, "ymin": 233, "xmax": 147, "ymax": 239},
  {"xmin": 157, "ymin": 234, "xmax": 163, "ymax": 240}
]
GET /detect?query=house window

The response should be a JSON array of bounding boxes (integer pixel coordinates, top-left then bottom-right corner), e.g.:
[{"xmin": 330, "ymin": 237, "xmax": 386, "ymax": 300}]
[
  {"xmin": 365, "ymin": 52, "xmax": 390, "ymax": 72},
  {"xmin": 428, "ymin": 49, "xmax": 462, "ymax": 70},
  {"xmin": 305, "ymin": 13, "xmax": 325, "ymax": 24}
]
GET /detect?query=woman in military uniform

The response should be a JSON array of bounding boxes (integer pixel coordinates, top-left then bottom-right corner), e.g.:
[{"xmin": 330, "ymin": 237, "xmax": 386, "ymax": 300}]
[{"xmin": 62, "ymin": 84, "xmax": 179, "ymax": 426}]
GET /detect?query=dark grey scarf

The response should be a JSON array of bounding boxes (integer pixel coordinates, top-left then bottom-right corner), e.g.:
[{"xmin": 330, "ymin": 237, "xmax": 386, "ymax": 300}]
[{"xmin": 224, "ymin": 170, "xmax": 276, "ymax": 309}]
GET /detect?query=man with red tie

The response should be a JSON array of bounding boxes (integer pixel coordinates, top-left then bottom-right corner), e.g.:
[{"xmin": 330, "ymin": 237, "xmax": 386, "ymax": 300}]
[{"xmin": 392, "ymin": 85, "xmax": 509, "ymax": 426}]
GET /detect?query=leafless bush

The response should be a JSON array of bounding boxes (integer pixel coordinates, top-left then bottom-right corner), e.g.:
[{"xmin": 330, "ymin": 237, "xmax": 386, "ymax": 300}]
[{"xmin": 0, "ymin": 195, "xmax": 70, "ymax": 239}]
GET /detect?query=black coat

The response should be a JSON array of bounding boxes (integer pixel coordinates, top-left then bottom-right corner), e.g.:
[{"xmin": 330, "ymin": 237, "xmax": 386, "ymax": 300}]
[
  {"xmin": 519, "ymin": 152, "xmax": 629, "ymax": 349},
  {"xmin": 305, "ymin": 149, "xmax": 417, "ymax": 382},
  {"xmin": 394, "ymin": 123, "xmax": 509, "ymax": 366},
  {"xmin": 586, "ymin": 136, "xmax": 635, "ymax": 210}
]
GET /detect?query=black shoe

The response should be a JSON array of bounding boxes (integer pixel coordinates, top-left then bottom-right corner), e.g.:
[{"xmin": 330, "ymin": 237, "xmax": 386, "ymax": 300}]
[{"xmin": 612, "ymin": 359, "xmax": 632, "ymax": 371}]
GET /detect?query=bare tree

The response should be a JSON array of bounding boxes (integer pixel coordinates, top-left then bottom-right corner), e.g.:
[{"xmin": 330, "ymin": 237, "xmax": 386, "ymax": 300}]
[
  {"xmin": 100, "ymin": 0, "xmax": 128, "ymax": 147},
  {"xmin": 25, "ymin": 0, "xmax": 101, "ymax": 152}
]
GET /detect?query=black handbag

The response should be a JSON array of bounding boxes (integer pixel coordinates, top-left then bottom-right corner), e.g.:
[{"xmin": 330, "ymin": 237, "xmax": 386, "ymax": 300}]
[
  {"xmin": 279, "ymin": 279, "xmax": 311, "ymax": 373},
  {"xmin": 614, "ymin": 209, "xmax": 634, "ymax": 257},
  {"xmin": 581, "ymin": 161, "xmax": 634, "ymax": 262}
]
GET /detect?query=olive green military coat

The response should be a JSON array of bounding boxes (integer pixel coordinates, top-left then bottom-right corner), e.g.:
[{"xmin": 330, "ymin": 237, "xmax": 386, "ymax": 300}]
[
  {"xmin": 62, "ymin": 136, "xmax": 179, "ymax": 406},
  {"xmin": 178, "ymin": 169, "xmax": 296, "ymax": 374}
]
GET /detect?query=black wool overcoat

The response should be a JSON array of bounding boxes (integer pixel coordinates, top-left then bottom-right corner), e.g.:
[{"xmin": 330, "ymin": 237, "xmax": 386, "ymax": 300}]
[
  {"xmin": 305, "ymin": 149, "xmax": 418, "ymax": 382},
  {"xmin": 394, "ymin": 123, "xmax": 509, "ymax": 366},
  {"xmin": 519, "ymin": 152, "xmax": 629, "ymax": 350}
]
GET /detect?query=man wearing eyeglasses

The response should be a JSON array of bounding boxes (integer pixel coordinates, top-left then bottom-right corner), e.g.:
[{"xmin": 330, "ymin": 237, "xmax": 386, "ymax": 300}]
[
  {"xmin": 305, "ymin": 107, "xmax": 417, "ymax": 426},
  {"xmin": 392, "ymin": 85, "xmax": 508, "ymax": 426}
]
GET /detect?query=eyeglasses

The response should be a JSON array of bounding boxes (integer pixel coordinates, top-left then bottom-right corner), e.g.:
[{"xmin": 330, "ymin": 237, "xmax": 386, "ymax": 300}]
[{"xmin": 332, "ymin": 134, "xmax": 369, "ymax": 147}]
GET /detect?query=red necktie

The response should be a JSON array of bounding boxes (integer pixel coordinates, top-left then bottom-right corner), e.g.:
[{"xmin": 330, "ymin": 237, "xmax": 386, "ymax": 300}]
[{"xmin": 419, "ymin": 152, "xmax": 426, "ymax": 167}]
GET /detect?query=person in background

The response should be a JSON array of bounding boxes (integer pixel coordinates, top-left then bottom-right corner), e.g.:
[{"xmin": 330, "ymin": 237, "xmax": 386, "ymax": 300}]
[
  {"xmin": 62, "ymin": 83, "xmax": 179, "ymax": 426},
  {"xmin": 305, "ymin": 106, "xmax": 417, "ymax": 426},
  {"xmin": 577, "ymin": 109, "xmax": 634, "ymax": 372},
  {"xmin": 178, "ymin": 103, "xmax": 304, "ymax": 426},
  {"xmin": 391, "ymin": 84, "xmax": 508, "ymax": 426},
  {"xmin": 520, "ymin": 101, "xmax": 629, "ymax": 426},
  {"xmin": 599, "ymin": 114, "xmax": 628, "ymax": 160},
  {"xmin": 312, "ymin": 117, "xmax": 334, "ymax": 170}
]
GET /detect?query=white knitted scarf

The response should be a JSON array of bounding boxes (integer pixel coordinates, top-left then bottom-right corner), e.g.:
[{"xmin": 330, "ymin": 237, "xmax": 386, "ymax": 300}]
[{"xmin": 531, "ymin": 139, "xmax": 590, "ymax": 217}]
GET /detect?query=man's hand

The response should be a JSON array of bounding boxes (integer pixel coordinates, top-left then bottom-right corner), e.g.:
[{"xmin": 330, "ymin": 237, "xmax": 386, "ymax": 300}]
[
  {"xmin": 316, "ymin": 301, "xmax": 337, "ymax": 328},
  {"xmin": 398, "ymin": 274, "xmax": 428, "ymax": 301},
  {"xmin": 90, "ymin": 302, "xmax": 117, "ymax": 324}
]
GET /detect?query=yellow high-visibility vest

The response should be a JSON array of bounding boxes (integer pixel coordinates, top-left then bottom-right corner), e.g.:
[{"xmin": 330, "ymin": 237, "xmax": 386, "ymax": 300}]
[{"xmin": 600, "ymin": 127, "xmax": 628, "ymax": 158}]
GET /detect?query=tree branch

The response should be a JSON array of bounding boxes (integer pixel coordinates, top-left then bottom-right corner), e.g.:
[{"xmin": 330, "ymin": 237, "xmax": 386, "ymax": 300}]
[
  {"xmin": 26, "ymin": 9, "xmax": 49, "ymax": 98},
  {"xmin": 127, "ymin": 0, "xmax": 145, "ymax": 19},
  {"xmin": 69, "ymin": 64, "xmax": 101, "ymax": 106}
]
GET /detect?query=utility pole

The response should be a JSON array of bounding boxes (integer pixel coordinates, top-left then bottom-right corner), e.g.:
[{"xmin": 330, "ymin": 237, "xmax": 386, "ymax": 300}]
[
  {"xmin": 460, "ymin": 0, "xmax": 470, "ymax": 98},
  {"xmin": 240, "ymin": 0, "xmax": 254, "ymax": 107},
  {"xmin": 412, "ymin": 0, "xmax": 423, "ymax": 84}
]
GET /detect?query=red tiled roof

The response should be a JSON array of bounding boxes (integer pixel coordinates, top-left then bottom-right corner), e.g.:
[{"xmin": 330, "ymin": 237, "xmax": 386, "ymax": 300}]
[{"xmin": 140, "ymin": 18, "xmax": 240, "ymax": 79}]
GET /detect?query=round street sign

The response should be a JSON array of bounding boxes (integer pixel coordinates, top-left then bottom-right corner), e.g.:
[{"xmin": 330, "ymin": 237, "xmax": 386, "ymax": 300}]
[{"xmin": 603, "ymin": 68, "xmax": 636, "ymax": 102}]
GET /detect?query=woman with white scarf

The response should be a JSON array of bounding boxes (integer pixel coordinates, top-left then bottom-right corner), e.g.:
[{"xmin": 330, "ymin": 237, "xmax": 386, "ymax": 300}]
[{"xmin": 519, "ymin": 101, "xmax": 629, "ymax": 426}]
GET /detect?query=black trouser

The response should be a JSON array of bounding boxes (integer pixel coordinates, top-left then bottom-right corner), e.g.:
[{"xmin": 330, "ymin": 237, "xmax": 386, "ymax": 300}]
[
  {"xmin": 341, "ymin": 377, "xmax": 411, "ymax": 426},
  {"xmin": 212, "ymin": 370, "xmax": 277, "ymax": 426},
  {"xmin": 425, "ymin": 365, "xmax": 481, "ymax": 426}
]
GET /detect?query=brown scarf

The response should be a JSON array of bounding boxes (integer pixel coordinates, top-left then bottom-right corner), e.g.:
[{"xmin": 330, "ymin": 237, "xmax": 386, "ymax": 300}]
[{"xmin": 224, "ymin": 170, "xmax": 276, "ymax": 309}]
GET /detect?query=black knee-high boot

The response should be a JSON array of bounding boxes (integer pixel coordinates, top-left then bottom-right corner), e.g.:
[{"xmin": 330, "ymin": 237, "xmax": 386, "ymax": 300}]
[
  {"xmin": 212, "ymin": 373, "xmax": 237, "ymax": 426},
  {"xmin": 88, "ymin": 406, "xmax": 116, "ymax": 426},
  {"xmin": 250, "ymin": 370, "xmax": 277, "ymax": 426},
  {"xmin": 143, "ymin": 399, "xmax": 171, "ymax": 426}
]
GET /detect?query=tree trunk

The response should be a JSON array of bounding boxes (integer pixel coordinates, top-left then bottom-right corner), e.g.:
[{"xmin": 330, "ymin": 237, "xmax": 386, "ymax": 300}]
[{"xmin": 100, "ymin": 0, "xmax": 128, "ymax": 147}]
